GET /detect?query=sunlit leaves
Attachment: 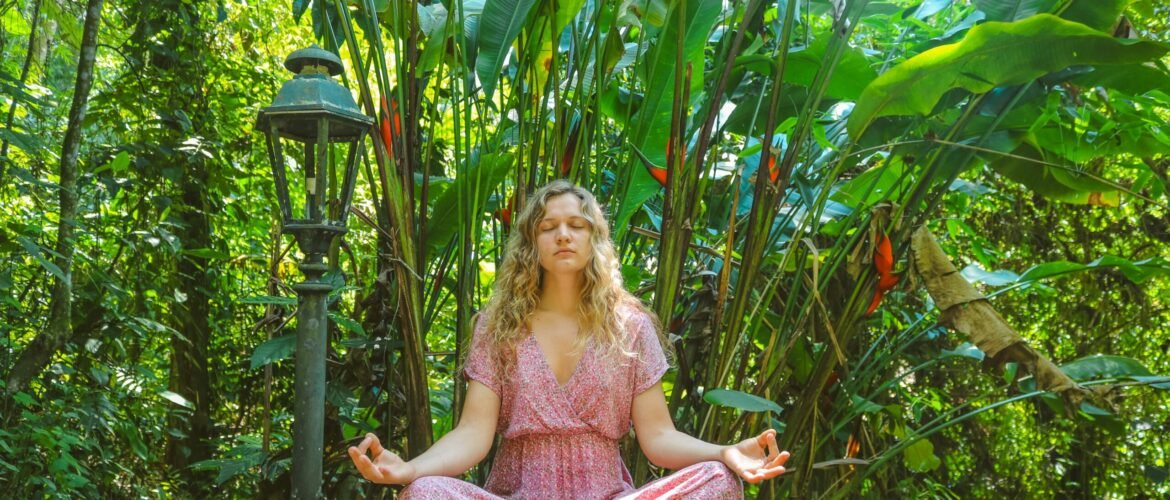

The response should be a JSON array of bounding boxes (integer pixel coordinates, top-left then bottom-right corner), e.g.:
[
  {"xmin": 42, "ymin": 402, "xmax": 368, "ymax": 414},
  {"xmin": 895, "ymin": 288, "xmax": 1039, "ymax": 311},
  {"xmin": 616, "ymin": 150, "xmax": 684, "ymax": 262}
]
[
  {"xmin": 1016, "ymin": 255, "xmax": 1170, "ymax": 285},
  {"xmin": 849, "ymin": 15, "xmax": 1169, "ymax": 137},
  {"xmin": 239, "ymin": 295, "xmax": 298, "ymax": 306},
  {"xmin": 16, "ymin": 236, "xmax": 66, "ymax": 282},
  {"xmin": 474, "ymin": 0, "xmax": 539, "ymax": 102},
  {"xmin": 703, "ymin": 388, "xmax": 784, "ymax": 414},
  {"xmin": 941, "ymin": 342, "xmax": 986, "ymax": 360},
  {"xmin": 1061, "ymin": 354, "xmax": 1154, "ymax": 380},
  {"xmin": 293, "ymin": 0, "xmax": 311, "ymax": 22},
  {"xmin": 972, "ymin": 0, "xmax": 1057, "ymax": 22},
  {"xmin": 424, "ymin": 151, "xmax": 513, "ymax": 259},
  {"xmin": 159, "ymin": 390, "xmax": 195, "ymax": 409},
  {"xmin": 902, "ymin": 436, "xmax": 942, "ymax": 472},
  {"xmin": 988, "ymin": 143, "xmax": 1122, "ymax": 206},
  {"xmin": 630, "ymin": 0, "xmax": 722, "ymax": 166},
  {"xmin": 250, "ymin": 333, "xmax": 297, "ymax": 369}
]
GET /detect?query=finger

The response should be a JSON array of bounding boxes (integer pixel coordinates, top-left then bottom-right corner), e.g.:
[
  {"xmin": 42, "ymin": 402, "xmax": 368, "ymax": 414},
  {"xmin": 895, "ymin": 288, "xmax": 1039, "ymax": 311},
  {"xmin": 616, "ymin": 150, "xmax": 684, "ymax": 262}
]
[
  {"xmin": 348, "ymin": 446, "xmax": 362, "ymax": 466},
  {"xmin": 766, "ymin": 431, "xmax": 780, "ymax": 460},
  {"xmin": 350, "ymin": 449, "xmax": 380, "ymax": 481},
  {"xmin": 364, "ymin": 460, "xmax": 392, "ymax": 483},
  {"xmin": 756, "ymin": 428, "xmax": 774, "ymax": 447},
  {"xmin": 756, "ymin": 464, "xmax": 788, "ymax": 481},
  {"xmin": 766, "ymin": 450, "xmax": 791, "ymax": 469},
  {"xmin": 742, "ymin": 469, "xmax": 767, "ymax": 485},
  {"xmin": 370, "ymin": 464, "xmax": 392, "ymax": 483},
  {"xmin": 355, "ymin": 434, "xmax": 374, "ymax": 456},
  {"xmin": 367, "ymin": 433, "xmax": 385, "ymax": 457}
]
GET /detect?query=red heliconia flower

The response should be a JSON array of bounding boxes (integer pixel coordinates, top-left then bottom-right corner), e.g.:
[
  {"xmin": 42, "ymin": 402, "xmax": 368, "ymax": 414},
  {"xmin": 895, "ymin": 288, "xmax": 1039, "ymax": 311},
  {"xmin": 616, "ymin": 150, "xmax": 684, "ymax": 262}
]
[
  {"xmin": 647, "ymin": 164, "xmax": 668, "ymax": 187},
  {"xmin": 560, "ymin": 121, "xmax": 581, "ymax": 177},
  {"xmin": 866, "ymin": 234, "xmax": 900, "ymax": 316},
  {"xmin": 379, "ymin": 95, "xmax": 401, "ymax": 158},
  {"xmin": 846, "ymin": 433, "xmax": 861, "ymax": 459},
  {"xmin": 493, "ymin": 194, "xmax": 516, "ymax": 228}
]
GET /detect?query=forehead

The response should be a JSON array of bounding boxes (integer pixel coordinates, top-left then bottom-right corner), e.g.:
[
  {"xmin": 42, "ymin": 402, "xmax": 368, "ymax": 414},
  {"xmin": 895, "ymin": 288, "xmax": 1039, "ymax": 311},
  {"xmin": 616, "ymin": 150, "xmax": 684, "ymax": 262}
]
[{"xmin": 541, "ymin": 193, "xmax": 586, "ymax": 219}]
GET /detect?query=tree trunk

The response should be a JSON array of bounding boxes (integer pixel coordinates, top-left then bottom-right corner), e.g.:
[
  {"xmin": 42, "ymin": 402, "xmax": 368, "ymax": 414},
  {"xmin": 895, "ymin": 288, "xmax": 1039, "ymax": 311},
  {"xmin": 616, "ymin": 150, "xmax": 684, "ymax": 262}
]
[
  {"xmin": 166, "ymin": 159, "xmax": 214, "ymax": 478},
  {"xmin": 4, "ymin": 0, "xmax": 103, "ymax": 396},
  {"xmin": 0, "ymin": 0, "xmax": 43, "ymax": 178},
  {"xmin": 152, "ymin": 2, "xmax": 215, "ymax": 486}
]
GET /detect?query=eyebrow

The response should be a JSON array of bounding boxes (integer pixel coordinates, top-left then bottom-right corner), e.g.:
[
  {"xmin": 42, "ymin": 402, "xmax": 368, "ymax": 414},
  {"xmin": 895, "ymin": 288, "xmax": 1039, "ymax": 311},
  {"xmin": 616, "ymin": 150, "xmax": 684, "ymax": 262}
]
[{"xmin": 540, "ymin": 215, "xmax": 589, "ymax": 222}]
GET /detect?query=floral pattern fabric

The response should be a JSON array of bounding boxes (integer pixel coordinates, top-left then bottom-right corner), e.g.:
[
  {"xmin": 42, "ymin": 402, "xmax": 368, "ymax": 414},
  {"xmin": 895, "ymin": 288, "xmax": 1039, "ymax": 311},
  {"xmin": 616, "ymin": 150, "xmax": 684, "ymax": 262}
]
[{"xmin": 402, "ymin": 305, "xmax": 742, "ymax": 499}]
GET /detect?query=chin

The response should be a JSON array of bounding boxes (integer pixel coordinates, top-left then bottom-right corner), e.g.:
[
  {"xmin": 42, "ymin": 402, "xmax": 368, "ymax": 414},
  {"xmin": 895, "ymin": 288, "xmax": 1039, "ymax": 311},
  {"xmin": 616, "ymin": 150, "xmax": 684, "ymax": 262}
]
[{"xmin": 542, "ymin": 263, "xmax": 586, "ymax": 275}]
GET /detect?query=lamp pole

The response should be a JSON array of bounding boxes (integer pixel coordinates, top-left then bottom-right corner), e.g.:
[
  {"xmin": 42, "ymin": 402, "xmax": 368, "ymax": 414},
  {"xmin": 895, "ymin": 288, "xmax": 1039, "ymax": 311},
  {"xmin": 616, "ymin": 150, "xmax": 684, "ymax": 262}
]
[
  {"xmin": 257, "ymin": 45, "xmax": 372, "ymax": 499},
  {"xmin": 288, "ymin": 216, "xmax": 339, "ymax": 499}
]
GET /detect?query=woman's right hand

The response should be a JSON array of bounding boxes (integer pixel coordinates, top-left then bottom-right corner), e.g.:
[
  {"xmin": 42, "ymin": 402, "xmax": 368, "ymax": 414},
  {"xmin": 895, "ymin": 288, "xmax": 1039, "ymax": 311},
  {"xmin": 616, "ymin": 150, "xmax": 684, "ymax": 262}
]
[{"xmin": 348, "ymin": 433, "xmax": 417, "ymax": 485}]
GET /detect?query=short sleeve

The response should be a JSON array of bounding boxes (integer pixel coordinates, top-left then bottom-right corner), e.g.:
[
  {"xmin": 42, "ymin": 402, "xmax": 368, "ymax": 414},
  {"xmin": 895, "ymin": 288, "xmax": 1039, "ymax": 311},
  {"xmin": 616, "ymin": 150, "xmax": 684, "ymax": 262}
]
[
  {"xmin": 632, "ymin": 312, "xmax": 669, "ymax": 394},
  {"xmin": 463, "ymin": 315, "xmax": 501, "ymax": 396}
]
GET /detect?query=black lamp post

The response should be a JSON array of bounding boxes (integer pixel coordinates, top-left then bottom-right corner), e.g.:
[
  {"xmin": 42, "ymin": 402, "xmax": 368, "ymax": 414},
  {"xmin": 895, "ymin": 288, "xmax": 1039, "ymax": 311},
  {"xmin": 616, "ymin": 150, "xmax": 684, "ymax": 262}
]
[{"xmin": 257, "ymin": 45, "xmax": 373, "ymax": 499}]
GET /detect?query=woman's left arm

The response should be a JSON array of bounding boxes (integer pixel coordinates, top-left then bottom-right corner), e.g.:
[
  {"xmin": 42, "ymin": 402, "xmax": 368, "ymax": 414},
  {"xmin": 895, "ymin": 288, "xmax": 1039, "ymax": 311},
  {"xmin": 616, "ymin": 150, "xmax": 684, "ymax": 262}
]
[{"xmin": 632, "ymin": 382, "xmax": 790, "ymax": 484}]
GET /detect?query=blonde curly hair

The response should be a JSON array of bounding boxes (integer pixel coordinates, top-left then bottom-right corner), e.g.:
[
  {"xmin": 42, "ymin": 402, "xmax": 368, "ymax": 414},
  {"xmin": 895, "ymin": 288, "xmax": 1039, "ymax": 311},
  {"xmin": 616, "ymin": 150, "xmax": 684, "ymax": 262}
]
[{"xmin": 479, "ymin": 180, "xmax": 666, "ymax": 376}]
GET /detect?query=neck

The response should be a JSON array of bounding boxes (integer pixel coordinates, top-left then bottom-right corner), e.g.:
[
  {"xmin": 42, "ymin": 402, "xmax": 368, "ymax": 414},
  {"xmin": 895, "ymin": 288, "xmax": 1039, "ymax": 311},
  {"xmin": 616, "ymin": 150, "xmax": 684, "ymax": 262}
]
[{"xmin": 538, "ymin": 271, "xmax": 584, "ymax": 316}]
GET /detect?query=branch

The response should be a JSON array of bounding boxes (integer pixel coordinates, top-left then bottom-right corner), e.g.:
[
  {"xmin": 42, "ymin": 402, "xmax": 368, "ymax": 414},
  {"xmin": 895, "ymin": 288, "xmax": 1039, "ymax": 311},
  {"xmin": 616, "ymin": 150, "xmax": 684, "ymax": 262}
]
[{"xmin": 911, "ymin": 226, "xmax": 1090, "ymax": 406}]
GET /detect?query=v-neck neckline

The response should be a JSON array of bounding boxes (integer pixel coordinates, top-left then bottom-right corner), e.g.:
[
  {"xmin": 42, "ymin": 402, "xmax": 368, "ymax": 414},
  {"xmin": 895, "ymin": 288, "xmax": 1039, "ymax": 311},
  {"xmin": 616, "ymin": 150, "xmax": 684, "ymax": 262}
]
[{"xmin": 527, "ymin": 332, "xmax": 588, "ymax": 389}]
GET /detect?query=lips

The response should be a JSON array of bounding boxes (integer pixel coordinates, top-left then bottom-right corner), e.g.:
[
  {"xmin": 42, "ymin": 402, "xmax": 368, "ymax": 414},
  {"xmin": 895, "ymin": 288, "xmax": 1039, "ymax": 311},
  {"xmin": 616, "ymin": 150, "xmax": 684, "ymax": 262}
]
[{"xmin": 555, "ymin": 249, "xmax": 575, "ymax": 255}]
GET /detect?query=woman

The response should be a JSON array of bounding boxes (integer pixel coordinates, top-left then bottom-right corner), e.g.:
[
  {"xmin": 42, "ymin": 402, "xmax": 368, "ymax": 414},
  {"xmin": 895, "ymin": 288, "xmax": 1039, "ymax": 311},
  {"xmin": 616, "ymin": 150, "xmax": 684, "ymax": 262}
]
[{"xmin": 349, "ymin": 180, "xmax": 789, "ymax": 498}]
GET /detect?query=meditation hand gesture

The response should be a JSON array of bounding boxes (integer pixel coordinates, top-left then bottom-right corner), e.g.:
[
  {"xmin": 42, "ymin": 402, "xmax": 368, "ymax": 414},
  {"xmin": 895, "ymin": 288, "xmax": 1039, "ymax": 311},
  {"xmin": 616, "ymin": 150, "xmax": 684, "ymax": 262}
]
[
  {"xmin": 348, "ymin": 433, "xmax": 417, "ymax": 485},
  {"xmin": 719, "ymin": 429, "xmax": 790, "ymax": 484}
]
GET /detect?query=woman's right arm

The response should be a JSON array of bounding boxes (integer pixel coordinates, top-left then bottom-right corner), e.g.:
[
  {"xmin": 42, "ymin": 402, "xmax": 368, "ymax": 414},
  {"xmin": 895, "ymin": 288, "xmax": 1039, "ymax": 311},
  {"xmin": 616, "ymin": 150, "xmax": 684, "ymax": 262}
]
[{"xmin": 349, "ymin": 380, "xmax": 500, "ymax": 484}]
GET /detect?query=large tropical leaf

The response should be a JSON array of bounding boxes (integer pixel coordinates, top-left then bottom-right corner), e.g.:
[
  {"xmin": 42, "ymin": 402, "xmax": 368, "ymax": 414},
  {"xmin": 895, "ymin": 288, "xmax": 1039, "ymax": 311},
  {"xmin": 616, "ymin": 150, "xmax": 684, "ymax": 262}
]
[
  {"xmin": 1032, "ymin": 127, "xmax": 1170, "ymax": 166},
  {"xmin": 989, "ymin": 143, "xmax": 1120, "ymax": 206},
  {"xmin": 784, "ymin": 36, "xmax": 877, "ymax": 100},
  {"xmin": 911, "ymin": 0, "xmax": 956, "ymax": 20},
  {"xmin": 630, "ymin": 0, "xmax": 722, "ymax": 166},
  {"xmin": 848, "ymin": 14, "xmax": 1168, "ymax": 137},
  {"xmin": 250, "ymin": 334, "xmax": 296, "ymax": 369},
  {"xmin": 1015, "ymin": 255, "xmax": 1170, "ymax": 285},
  {"xmin": 974, "ymin": 0, "xmax": 1129, "ymax": 31},
  {"xmin": 475, "ymin": 0, "xmax": 540, "ymax": 102},
  {"xmin": 293, "ymin": 0, "xmax": 311, "ymax": 22},
  {"xmin": 611, "ymin": 0, "xmax": 722, "ymax": 238},
  {"xmin": 972, "ymin": 0, "xmax": 1057, "ymax": 22},
  {"xmin": 417, "ymin": 3, "xmax": 451, "ymax": 74},
  {"xmin": 1060, "ymin": 0, "xmax": 1130, "ymax": 32},
  {"xmin": 1068, "ymin": 64, "xmax": 1170, "ymax": 96},
  {"xmin": 1060, "ymin": 355, "xmax": 1153, "ymax": 381},
  {"xmin": 425, "ymin": 152, "xmax": 514, "ymax": 260},
  {"xmin": 527, "ymin": 0, "xmax": 587, "ymax": 97},
  {"xmin": 703, "ymin": 388, "xmax": 784, "ymax": 414}
]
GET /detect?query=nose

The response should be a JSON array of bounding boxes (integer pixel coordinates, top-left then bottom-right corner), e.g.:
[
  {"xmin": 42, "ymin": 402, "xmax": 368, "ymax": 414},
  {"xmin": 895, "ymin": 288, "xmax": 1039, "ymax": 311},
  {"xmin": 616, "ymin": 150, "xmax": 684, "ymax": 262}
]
[{"xmin": 555, "ymin": 224, "xmax": 571, "ymax": 242}]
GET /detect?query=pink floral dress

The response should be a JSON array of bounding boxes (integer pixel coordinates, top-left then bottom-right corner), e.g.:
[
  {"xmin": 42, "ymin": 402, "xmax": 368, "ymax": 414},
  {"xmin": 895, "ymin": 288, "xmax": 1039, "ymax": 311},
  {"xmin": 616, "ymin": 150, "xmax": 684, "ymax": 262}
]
[{"xmin": 401, "ymin": 305, "xmax": 742, "ymax": 499}]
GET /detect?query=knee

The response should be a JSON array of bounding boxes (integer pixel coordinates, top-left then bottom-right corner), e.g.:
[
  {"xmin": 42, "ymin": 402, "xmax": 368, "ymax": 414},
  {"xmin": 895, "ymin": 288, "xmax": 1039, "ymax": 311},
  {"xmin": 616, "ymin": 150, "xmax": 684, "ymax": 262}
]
[
  {"xmin": 400, "ymin": 476, "xmax": 460, "ymax": 498},
  {"xmin": 697, "ymin": 461, "xmax": 736, "ymax": 480},
  {"xmin": 697, "ymin": 461, "xmax": 742, "ymax": 490}
]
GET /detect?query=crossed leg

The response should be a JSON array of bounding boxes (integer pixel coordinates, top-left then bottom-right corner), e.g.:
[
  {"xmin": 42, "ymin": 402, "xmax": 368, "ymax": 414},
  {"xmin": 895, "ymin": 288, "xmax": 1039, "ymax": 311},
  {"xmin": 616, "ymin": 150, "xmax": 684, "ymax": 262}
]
[
  {"xmin": 616, "ymin": 461, "xmax": 743, "ymax": 500},
  {"xmin": 400, "ymin": 461, "xmax": 741, "ymax": 499}
]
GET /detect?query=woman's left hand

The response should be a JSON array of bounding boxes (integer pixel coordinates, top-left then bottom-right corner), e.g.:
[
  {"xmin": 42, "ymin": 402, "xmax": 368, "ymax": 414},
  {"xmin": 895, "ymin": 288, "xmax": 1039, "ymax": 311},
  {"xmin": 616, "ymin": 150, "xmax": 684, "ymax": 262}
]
[{"xmin": 720, "ymin": 429, "xmax": 790, "ymax": 484}]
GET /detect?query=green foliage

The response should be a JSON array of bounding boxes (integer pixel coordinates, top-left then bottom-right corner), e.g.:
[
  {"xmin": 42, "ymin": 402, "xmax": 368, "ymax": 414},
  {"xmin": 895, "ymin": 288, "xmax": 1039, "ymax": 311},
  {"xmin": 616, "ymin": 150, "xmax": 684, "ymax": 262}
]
[
  {"xmin": 703, "ymin": 388, "xmax": 784, "ymax": 414},
  {"xmin": 475, "ymin": 0, "xmax": 540, "ymax": 102},
  {"xmin": 250, "ymin": 334, "xmax": 297, "ymax": 370},
  {"xmin": 2, "ymin": 0, "xmax": 1169, "ymax": 497},
  {"xmin": 849, "ymin": 15, "xmax": 1168, "ymax": 136}
]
